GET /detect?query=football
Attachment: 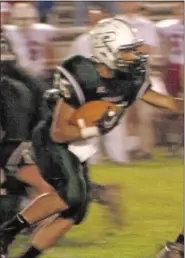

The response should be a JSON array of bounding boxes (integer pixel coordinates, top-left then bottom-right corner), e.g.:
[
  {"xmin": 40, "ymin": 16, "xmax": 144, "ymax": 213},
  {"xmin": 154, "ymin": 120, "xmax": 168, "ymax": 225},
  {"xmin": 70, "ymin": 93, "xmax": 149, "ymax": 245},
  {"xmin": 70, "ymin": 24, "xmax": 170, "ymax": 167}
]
[{"xmin": 69, "ymin": 100, "xmax": 119, "ymax": 127}]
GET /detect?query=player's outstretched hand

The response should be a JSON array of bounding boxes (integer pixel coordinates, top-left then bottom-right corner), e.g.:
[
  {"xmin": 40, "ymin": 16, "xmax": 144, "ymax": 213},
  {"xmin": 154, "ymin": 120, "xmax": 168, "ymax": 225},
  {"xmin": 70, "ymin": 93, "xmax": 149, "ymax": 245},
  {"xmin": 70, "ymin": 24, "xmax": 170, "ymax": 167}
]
[{"xmin": 96, "ymin": 106, "xmax": 124, "ymax": 135}]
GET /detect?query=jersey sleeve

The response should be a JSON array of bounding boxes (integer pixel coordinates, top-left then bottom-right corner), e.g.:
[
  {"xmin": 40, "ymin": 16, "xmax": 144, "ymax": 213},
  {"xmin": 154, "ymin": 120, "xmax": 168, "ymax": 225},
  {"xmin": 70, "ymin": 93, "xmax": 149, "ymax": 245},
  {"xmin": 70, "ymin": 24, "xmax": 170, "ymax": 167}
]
[
  {"xmin": 52, "ymin": 65, "xmax": 83, "ymax": 108},
  {"xmin": 52, "ymin": 56, "xmax": 98, "ymax": 107}
]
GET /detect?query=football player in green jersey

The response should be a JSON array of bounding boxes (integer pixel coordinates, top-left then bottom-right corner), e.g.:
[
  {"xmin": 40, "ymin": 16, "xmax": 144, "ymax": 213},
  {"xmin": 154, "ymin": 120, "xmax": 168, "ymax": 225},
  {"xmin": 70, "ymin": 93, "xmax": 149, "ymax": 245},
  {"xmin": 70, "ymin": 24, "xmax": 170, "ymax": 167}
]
[{"xmin": 0, "ymin": 17, "xmax": 183, "ymax": 258}]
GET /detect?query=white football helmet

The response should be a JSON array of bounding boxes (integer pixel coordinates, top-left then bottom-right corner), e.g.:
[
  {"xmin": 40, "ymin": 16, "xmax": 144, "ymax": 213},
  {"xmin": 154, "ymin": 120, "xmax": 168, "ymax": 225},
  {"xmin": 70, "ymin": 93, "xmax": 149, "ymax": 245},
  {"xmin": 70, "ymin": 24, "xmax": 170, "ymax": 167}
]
[
  {"xmin": 11, "ymin": 3, "xmax": 39, "ymax": 31},
  {"xmin": 90, "ymin": 17, "xmax": 146, "ymax": 70}
]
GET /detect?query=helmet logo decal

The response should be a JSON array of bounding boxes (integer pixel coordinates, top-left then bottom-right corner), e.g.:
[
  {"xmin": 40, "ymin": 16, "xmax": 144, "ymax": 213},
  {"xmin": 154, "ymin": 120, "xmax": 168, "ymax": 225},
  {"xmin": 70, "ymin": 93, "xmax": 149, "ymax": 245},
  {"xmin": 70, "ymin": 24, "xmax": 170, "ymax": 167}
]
[{"xmin": 92, "ymin": 32, "xmax": 116, "ymax": 48}]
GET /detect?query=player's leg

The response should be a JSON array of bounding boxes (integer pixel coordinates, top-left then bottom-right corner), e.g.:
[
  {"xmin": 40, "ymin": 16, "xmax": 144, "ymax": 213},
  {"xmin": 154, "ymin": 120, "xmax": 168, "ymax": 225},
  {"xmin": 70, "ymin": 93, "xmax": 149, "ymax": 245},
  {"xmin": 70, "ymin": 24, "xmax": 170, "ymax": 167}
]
[
  {"xmin": 124, "ymin": 104, "xmax": 141, "ymax": 159},
  {"xmin": 33, "ymin": 133, "xmax": 88, "ymax": 208},
  {"xmin": 15, "ymin": 151, "xmax": 90, "ymax": 258},
  {"xmin": 16, "ymin": 217, "xmax": 74, "ymax": 258},
  {"xmin": 0, "ymin": 185, "xmax": 67, "ymax": 258},
  {"xmin": 164, "ymin": 63, "xmax": 182, "ymax": 157},
  {"xmin": 16, "ymin": 197, "xmax": 90, "ymax": 258},
  {"xmin": 103, "ymin": 118, "xmax": 130, "ymax": 163},
  {"xmin": 90, "ymin": 181, "xmax": 123, "ymax": 228},
  {"xmin": 0, "ymin": 143, "xmax": 69, "ymax": 257},
  {"xmin": 135, "ymin": 100, "xmax": 156, "ymax": 159},
  {"xmin": 156, "ymin": 228, "xmax": 184, "ymax": 258},
  {"xmin": 15, "ymin": 165, "xmax": 68, "ymax": 223},
  {"xmin": 0, "ymin": 141, "xmax": 68, "ymax": 223},
  {"xmin": 19, "ymin": 126, "xmax": 88, "ymax": 227},
  {"xmin": 0, "ymin": 170, "xmax": 27, "ymax": 225},
  {"xmin": 7, "ymin": 120, "xmax": 88, "ymax": 227},
  {"xmin": 82, "ymin": 163, "xmax": 123, "ymax": 228},
  {"xmin": 0, "ymin": 74, "xmax": 66, "ymax": 256}
]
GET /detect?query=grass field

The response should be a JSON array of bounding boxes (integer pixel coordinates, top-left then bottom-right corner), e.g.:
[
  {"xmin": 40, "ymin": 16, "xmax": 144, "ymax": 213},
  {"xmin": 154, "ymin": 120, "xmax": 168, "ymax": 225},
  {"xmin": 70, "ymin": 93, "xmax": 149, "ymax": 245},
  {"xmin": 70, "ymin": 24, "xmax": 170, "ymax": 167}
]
[{"xmin": 11, "ymin": 152, "xmax": 183, "ymax": 258}]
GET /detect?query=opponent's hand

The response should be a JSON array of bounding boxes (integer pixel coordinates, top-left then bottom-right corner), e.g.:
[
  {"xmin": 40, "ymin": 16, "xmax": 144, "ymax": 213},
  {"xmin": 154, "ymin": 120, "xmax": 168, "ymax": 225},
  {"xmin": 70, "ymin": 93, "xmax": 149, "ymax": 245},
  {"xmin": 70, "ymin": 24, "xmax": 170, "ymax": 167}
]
[{"xmin": 96, "ymin": 107, "xmax": 124, "ymax": 135}]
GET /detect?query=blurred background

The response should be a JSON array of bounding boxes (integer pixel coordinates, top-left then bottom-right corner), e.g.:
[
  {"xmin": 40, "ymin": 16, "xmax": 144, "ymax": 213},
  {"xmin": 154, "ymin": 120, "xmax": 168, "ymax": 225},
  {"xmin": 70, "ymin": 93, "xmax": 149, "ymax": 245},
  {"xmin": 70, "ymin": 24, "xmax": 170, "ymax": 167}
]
[{"xmin": 1, "ymin": 1, "xmax": 184, "ymax": 258}]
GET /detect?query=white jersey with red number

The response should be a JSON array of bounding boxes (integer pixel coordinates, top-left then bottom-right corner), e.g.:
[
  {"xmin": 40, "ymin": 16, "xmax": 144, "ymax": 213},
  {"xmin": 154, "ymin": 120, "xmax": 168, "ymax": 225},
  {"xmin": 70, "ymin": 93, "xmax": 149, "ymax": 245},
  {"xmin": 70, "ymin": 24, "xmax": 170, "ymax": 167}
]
[
  {"xmin": 156, "ymin": 19, "xmax": 184, "ymax": 65},
  {"xmin": 4, "ymin": 23, "xmax": 56, "ymax": 76}
]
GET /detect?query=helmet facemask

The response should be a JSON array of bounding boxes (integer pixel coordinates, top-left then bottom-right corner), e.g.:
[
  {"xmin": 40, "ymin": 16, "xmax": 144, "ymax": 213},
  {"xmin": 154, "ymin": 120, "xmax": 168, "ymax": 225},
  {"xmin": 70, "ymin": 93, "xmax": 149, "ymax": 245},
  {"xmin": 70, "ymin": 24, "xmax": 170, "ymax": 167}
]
[{"xmin": 115, "ymin": 41, "xmax": 148, "ymax": 72}]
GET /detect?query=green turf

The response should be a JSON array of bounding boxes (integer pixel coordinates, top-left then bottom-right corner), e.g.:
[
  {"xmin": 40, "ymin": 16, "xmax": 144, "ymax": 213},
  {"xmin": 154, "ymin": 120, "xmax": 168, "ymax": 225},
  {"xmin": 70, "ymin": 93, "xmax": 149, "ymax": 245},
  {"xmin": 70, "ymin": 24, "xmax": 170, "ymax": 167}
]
[{"xmin": 10, "ymin": 153, "xmax": 183, "ymax": 258}]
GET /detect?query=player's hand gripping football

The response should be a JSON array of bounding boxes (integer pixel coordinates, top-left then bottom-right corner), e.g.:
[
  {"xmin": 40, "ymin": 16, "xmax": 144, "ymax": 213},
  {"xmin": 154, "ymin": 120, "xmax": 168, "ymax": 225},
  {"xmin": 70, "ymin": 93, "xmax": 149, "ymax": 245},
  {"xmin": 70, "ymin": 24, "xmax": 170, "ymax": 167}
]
[{"xmin": 96, "ymin": 106, "xmax": 124, "ymax": 135}]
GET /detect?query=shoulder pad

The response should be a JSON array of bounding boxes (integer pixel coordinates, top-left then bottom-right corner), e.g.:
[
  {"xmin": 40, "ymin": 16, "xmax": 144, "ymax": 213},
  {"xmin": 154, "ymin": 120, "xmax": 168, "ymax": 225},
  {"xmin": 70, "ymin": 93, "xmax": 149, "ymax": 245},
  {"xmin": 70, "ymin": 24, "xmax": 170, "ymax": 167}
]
[
  {"xmin": 53, "ymin": 61, "xmax": 86, "ymax": 105},
  {"xmin": 63, "ymin": 55, "xmax": 101, "ymax": 89}
]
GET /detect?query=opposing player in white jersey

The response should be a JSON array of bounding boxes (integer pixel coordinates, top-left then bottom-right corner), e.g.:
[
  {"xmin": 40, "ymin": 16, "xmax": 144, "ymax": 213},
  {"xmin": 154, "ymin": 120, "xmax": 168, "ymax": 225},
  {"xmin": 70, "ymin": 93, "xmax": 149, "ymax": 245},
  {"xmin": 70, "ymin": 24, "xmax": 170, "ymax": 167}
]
[
  {"xmin": 155, "ymin": 3, "xmax": 184, "ymax": 257},
  {"xmin": 4, "ymin": 3, "xmax": 57, "ymax": 78},
  {"xmin": 116, "ymin": 2, "xmax": 164, "ymax": 160},
  {"xmin": 156, "ymin": 2, "xmax": 184, "ymax": 159},
  {"xmin": 156, "ymin": 2, "xmax": 184, "ymax": 97}
]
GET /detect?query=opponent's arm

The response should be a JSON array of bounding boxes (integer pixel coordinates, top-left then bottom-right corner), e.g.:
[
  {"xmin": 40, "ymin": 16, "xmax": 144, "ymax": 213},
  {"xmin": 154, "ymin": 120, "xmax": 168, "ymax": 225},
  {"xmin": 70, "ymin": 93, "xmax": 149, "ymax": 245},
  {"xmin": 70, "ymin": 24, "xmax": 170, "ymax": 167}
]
[{"xmin": 141, "ymin": 88, "xmax": 184, "ymax": 114}]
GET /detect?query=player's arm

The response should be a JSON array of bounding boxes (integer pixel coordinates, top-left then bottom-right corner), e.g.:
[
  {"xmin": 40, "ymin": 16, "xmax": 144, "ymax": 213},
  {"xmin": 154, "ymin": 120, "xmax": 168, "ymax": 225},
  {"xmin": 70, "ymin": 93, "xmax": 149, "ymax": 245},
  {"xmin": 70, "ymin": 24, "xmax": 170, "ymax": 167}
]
[
  {"xmin": 47, "ymin": 91, "xmax": 99, "ymax": 143},
  {"xmin": 141, "ymin": 88, "xmax": 184, "ymax": 114},
  {"xmin": 50, "ymin": 99, "xmax": 81, "ymax": 143}
]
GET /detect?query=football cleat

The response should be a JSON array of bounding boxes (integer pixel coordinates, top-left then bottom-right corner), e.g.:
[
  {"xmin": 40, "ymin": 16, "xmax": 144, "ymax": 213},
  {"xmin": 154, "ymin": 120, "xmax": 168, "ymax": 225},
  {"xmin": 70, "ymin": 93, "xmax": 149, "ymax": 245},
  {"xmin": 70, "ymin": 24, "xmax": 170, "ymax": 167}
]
[
  {"xmin": 156, "ymin": 241, "xmax": 184, "ymax": 258},
  {"xmin": 103, "ymin": 184, "xmax": 124, "ymax": 229}
]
